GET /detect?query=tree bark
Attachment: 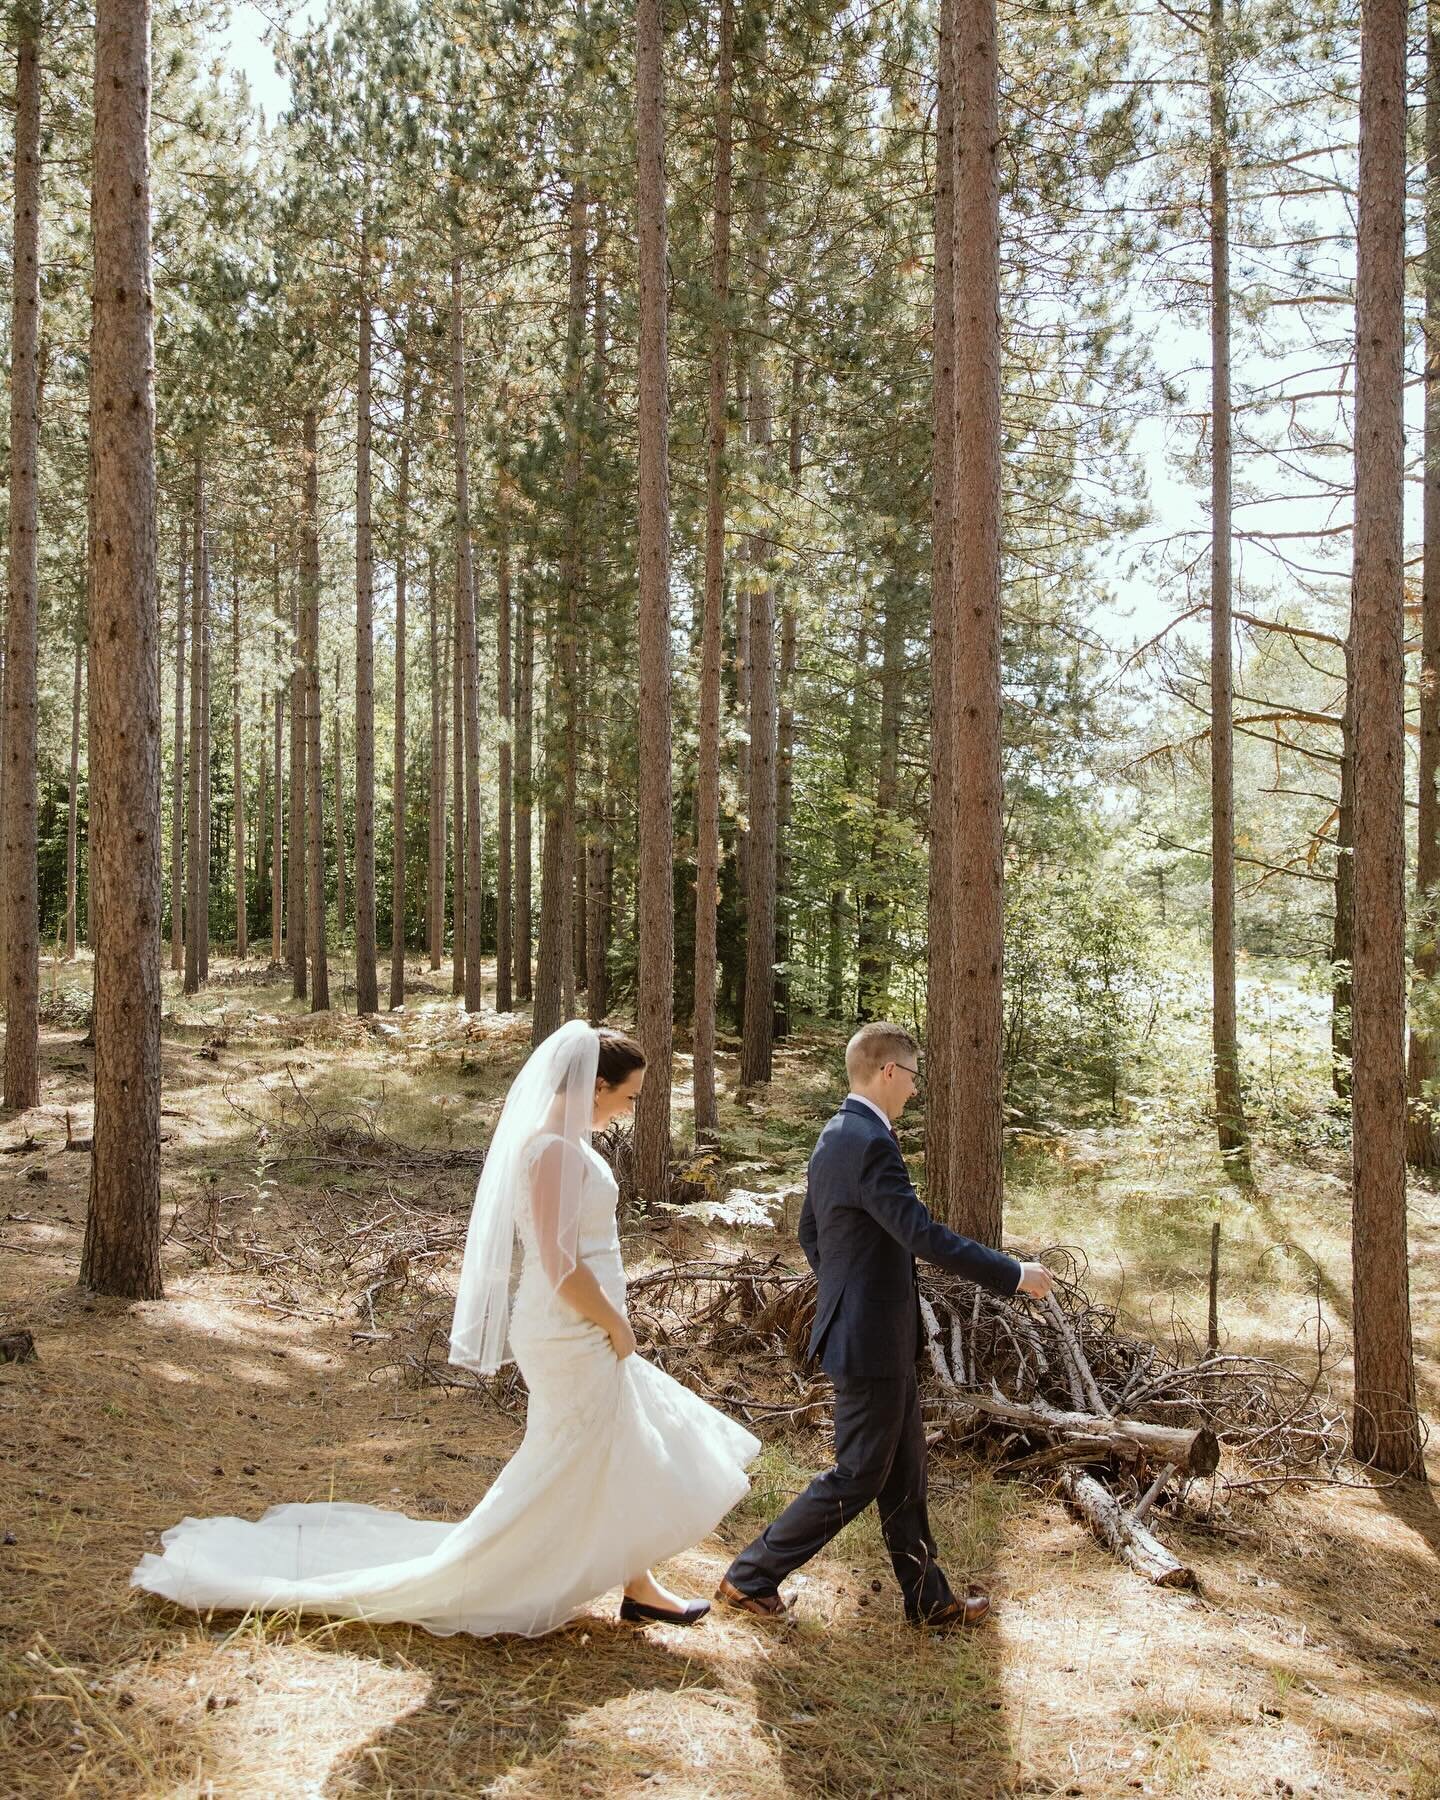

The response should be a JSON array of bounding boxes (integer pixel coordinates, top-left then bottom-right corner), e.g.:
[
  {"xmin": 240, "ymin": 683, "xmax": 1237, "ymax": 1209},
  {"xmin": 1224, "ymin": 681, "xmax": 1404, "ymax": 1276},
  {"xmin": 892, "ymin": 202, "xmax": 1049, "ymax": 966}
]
[
  {"xmin": 65, "ymin": 630, "xmax": 82, "ymax": 960},
  {"xmin": 427, "ymin": 547, "xmax": 443, "ymax": 970},
  {"xmin": 4, "ymin": 0, "xmax": 42, "ymax": 1110},
  {"xmin": 1057, "ymin": 1469, "xmax": 1195, "ymax": 1590},
  {"xmin": 1350, "ymin": 0, "xmax": 1424, "ymax": 1478},
  {"xmin": 288, "ymin": 556, "xmax": 306, "ymax": 997},
  {"xmin": 533, "ymin": 173, "xmax": 589, "ymax": 1046},
  {"xmin": 926, "ymin": 0, "xmax": 1004, "ymax": 1244},
  {"xmin": 634, "ymin": 0, "xmax": 674, "ymax": 1201},
  {"xmin": 272, "ymin": 579, "xmax": 283, "ymax": 960},
  {"xmin": 693, "ymin": 0, "xmax": 734, "ymax": 1137},
  {"xmin": 199, "ymin": 547, "xmax": 210, "ymax": 981},
  {"xmin": 451, "ymin": 593, "xmax": 465, "ymax": 994},
  {"xmin": 184, "ymin": 452, "xmax": 206, "ymax": 995},
  {"xmin": 1408, "ymin": 0, "xmax": 1440, "ymax": 1169},
  {"xmin": 775, "ymin": 357, "xmax": 800, "ymax": 1041},
  {"xmin": 515, "ymin": 574, "xmax": 534, "ymax": 1002},
  {"xmin": 956, "ymin": 1392, "xmax": 1220, "ymax": 1477},
  {"xmin": 585, "ymin": 245, "xmax": 611, "ymax": 1027},
  {"xmin": 232, "ymin": 575, "xmax": 246, "ymax": 957},
  {"xmin": 171, "ymin": 522, "xmax": 186, "ymax": 971},
  {"xmin": 450, "ymin": 253, "xmax": 484, "ymax": 1011},
  {"xmin": 81, "ymin": 0, "xmax": 162, "ymax": 1299},
  {"xmin": 302, "ymin": 407, "xmax": 329, "ymax": 1010},
  {"xmin": 738, "ymin": 118, "xmax": 777, "ymax": 1089},
  {"xmin": 734, "ymin": 355, "xmax": 752, "ymax": 911},
  {"xmin": 858, "ymin": 583, "xmax": 903, "ymax": 1020},
  {"xmin": 1208, "ymin": 0, "xmax": 1248, "ymax": 1168},
  {"xmin": 390, "ymin": 364, "xmax": 412, "ymax": 1011},
  {"xmin": 496, "ymin": 457, "xmax": 514, "ymax": 1014},
  {"xmin": 257, "ymin": 685, "xmax": 267, "ymax": 927},
  {"xmin": 354, "ymin": 251, "xmax": 377, "ymax": 1013},
  {"xmin": 333, "ymin": 668, "xmax": 347, "ymax": 938}
]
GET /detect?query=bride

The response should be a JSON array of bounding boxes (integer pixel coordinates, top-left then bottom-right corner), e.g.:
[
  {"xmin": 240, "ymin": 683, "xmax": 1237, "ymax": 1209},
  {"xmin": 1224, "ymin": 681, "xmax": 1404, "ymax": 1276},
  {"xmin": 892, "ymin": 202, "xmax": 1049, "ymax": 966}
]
[{"xmin": 133, "ymin": 1021, "xmax": 759, "ymax": 1636}]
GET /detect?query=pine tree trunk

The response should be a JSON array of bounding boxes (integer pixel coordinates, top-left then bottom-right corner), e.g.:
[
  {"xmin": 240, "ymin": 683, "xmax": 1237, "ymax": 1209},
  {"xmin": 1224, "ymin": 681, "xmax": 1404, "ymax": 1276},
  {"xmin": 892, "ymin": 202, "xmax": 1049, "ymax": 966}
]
[
  {"xmin": 184, "ymin": 453, "xmax": 206, "ymax": 995},
  {"xmin": 200, "ymin": 594, "xmax": 213, "ymax": 977},
  {"xmin": 171, "ymin": 524, "xmax": 186, "ymax": 971},
  {"xmin": 574, "ymin": 639, "xmax": 588, "ymax": 997},
  {"xmin": 1408, "ymin": 0, "xmax": 1440, "ymax": 1169},
  {"xmin": 533, "ymin": 623, "xmax": 568, "ymax": 1041},
  {"xmin": 333, "ymin": 671, "xmax": 347, "ymax": 937},
  {"xmin": 496, "ymin": 458, "xmax": 514, "ymax": 1013},
  {"xmin": 302, "ymin": 407, "xmax": 329, "ymax": 1010},
  {"xmin": 354, "ymin": 253, "xmax": 377, "ymax": 1012},
  {"xmin": 390, "ymin": 367, "xmax": 412, "ymax": 1011},
  {"xmin": 858, "ymin": 585, "xmax": 902, "ymax": 1021},
  {"xmin": 1350, "ymin": 0, "xmax": 1424, "ymax": 1478},
  {"xmin": 288, "ymin": 560, "xmax": 306, "ymax": 997},
  {"xmin": 739, "ymin": 152, "xmax": 777, "ymax": 1090},
  {"xmin": 427, "ymin": 549, "xmax": 442, "ymax": 969},
  {"xmin": 515, "ymin": 577, "xmax": 534, "ymax": 1001},
  {"xmin": 585, "ymin": 235, "xmax": 611, "ymax": 1027},
  {"xmin": 534, "ymin": 176, "xmax": 589, "ymax": 1045},
  {"xmin": 232, "ymin": 576, "xmax": 246, "ymax": 957},
  {"xmin": 451, "ymin": 594, "xmax": 465, "ymax": 994},
  {"xmin": 1209, "ymin": 0, "xmax": 1248, "ymax": 1167},
  {"xmin": 634, "ymin": 0, "xmax": 674, "ymax": 1200},
  {"xmin": 775, "ymin": 356, "xmax": 800, "ymax": 1040},
  {"xmin": 3, "ymin": 0, "xmax": 42, "ymax": 1109},
  {"xmin": 927, "ymin": 0, "xmax": 1004, "ymax": 1244},
  {"xmin": 81, "ymin": 0, "xmax": 162, "ymax": 1299},
  {"xmin": 734, "ymin": 355, "xmax": 752, "ymax": 912},
  {"xmin": 693, "ymin": 0, "xmax": 734, "ymax": 1136},
  {"xmin": 257, "ymin": 686, "xmax": 267, "ymax": 931},
  {"xmin": 199, "ymin": 548, "xmax": 211, "ymax": 981},
  {"xmin": 272, "ymin": 579, "xmax": 284, "ymax": 962},
  {"xmin": 450, "ymin": 252, "xmax": 484, "ymax": 1011}
]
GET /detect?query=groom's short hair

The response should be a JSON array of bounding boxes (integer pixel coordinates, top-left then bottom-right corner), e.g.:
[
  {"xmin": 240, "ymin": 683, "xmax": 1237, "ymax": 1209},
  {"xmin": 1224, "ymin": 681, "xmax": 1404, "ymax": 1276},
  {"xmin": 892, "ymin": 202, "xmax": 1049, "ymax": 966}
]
[{"xmin": 846, "ymin": 1023, "xmax": 919, "ymax": 1084}]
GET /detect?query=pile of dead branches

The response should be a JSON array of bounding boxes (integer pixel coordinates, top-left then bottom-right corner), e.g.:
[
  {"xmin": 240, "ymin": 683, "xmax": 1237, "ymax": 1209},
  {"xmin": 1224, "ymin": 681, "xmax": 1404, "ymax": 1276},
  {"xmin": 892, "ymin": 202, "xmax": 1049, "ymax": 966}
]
[{"xmin": 627, "ymin": 1249, "xmax": 1349, "ymax": 1590}]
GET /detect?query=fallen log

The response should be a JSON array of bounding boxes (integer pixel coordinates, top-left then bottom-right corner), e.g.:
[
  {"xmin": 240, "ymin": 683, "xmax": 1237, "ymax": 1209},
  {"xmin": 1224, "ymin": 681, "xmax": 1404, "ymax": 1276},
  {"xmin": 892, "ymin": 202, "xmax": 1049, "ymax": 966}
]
[
  {"xmin": 951, "ymin": 1392, "xmax": 1220, "ymax": 1477},
  {"xmin": 1058, "ymin": 1467, "xmax": 1196, "ymax": 1588}
]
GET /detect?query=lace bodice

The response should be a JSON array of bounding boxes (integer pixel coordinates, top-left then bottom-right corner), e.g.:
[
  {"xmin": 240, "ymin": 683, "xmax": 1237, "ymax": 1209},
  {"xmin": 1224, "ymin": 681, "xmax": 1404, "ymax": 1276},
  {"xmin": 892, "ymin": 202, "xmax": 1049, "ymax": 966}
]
[{"xmin": 515, "ymin": 1134, "xmax": 620, "ymax": 1265}]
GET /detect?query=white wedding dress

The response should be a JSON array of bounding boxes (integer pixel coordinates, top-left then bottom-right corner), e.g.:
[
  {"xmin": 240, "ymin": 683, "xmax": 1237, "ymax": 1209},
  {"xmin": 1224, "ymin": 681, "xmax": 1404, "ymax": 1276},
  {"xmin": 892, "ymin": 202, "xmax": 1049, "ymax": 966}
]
[{"xmin": 132, "ymin": 1136, "xmax": 759, "ymax": 1637}]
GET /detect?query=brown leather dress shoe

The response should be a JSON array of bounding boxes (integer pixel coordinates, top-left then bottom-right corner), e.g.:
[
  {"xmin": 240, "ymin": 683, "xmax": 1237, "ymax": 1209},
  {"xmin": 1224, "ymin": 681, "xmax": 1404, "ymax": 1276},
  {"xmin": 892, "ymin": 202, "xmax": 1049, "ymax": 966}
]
[
  {"xmin": 714, "ymin": 1576, "xmax": 790, "ymax": 1618},
  {"xmin": 915, "ymin": 1586, "xmax": 992, "ymax": 1630}
]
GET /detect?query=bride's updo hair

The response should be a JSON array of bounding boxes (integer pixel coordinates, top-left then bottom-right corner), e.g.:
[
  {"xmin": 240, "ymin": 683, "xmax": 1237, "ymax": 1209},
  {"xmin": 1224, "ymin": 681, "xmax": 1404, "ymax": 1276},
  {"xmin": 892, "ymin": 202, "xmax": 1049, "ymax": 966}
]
[{"xmin": 596, "ymin": 1028, "xmax": 646, "ymax": 1086}]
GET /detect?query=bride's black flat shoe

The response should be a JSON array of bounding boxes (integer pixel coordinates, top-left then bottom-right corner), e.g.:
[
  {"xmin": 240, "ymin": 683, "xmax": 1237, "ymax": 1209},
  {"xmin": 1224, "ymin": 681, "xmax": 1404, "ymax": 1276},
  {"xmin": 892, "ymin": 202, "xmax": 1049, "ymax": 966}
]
[{"xmin": 619, "ymin": 1596, "xmax": 711, "ymax": 1626}]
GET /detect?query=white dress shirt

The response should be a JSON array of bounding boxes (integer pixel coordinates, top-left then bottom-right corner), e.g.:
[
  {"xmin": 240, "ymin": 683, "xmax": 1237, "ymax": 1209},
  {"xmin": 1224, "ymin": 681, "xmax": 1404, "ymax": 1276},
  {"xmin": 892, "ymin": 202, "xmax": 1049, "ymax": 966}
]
[{"xmin": 846, "ymin": 1092, "xmax": 894, "ymax": 1132}]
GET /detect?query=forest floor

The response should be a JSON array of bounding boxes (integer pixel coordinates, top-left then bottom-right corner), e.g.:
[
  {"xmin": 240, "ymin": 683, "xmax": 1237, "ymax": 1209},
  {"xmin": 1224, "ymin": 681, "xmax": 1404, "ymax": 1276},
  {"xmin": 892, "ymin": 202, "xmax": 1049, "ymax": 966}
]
[{"xmin": 2, "ymin": 955, "xmax": 1439, "ymax": 1800}]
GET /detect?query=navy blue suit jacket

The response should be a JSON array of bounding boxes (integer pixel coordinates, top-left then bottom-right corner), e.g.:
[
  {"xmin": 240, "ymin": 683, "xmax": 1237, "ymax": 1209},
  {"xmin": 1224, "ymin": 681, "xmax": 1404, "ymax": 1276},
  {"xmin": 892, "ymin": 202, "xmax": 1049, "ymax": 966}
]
[{"xmin": 798, "ymin": 1098, "xmax": 1023, "ymax": 1380}]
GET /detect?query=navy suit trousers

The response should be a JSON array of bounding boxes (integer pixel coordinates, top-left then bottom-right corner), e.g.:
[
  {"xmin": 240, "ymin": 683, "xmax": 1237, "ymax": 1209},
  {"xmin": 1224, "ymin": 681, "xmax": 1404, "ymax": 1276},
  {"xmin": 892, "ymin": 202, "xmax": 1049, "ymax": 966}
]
[{"xmin": 725, "ymin": 1370, "xmax": 953, "ymax": 1621}]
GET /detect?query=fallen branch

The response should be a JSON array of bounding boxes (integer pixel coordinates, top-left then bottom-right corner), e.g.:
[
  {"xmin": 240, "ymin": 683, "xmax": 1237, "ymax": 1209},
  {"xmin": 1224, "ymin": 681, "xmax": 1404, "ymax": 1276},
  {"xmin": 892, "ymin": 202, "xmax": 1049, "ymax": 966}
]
[
  {"xmin": 1058, "ymin": 1467, "xmax": 1196, "ymax": 1588},
  {"xmin": 947, "ymin": 1392, "xmax": 1219, "ymax": 1477}
]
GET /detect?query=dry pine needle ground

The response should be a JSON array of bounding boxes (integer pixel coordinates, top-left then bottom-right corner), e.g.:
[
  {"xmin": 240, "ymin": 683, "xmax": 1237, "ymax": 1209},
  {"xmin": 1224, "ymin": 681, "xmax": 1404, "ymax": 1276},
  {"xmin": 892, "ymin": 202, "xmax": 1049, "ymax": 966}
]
[{"xmin": 2, "ymin": 958, "xmax": 1439, "ymax": 1799}]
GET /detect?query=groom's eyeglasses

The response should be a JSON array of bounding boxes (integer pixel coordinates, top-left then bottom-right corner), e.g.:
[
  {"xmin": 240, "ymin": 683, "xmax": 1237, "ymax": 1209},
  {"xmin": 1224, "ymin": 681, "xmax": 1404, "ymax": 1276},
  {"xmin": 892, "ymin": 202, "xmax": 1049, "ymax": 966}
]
[{"xmin": 891, "ymin": 1063, "xmax": 919, "ymax": 1078}]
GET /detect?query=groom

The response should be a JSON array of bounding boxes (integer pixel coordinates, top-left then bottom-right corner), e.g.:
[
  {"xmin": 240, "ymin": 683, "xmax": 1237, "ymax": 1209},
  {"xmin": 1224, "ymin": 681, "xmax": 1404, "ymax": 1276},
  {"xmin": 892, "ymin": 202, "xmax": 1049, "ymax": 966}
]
[{"xmin": 717, "ymin": 1022, "xmax": 1055, "ymax": 1630}]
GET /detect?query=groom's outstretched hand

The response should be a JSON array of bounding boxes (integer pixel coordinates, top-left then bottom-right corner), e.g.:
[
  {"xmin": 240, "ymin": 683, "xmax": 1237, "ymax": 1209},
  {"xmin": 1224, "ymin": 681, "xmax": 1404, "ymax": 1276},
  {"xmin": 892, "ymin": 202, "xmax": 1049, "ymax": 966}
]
[{"xmin": 1015, "ymin": 1262, "xmax": 1055, "ymax": 1299}]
